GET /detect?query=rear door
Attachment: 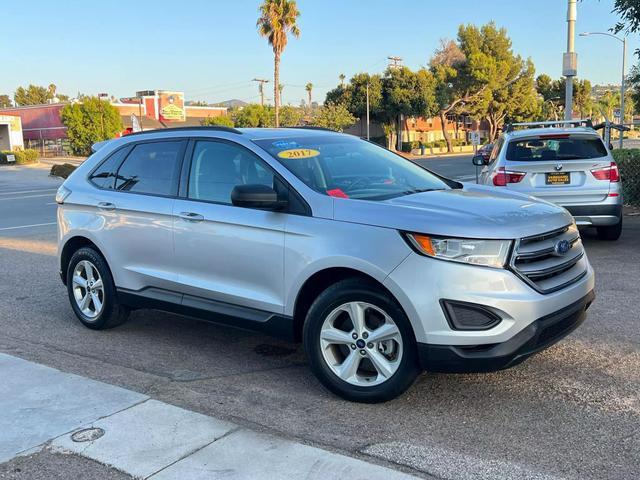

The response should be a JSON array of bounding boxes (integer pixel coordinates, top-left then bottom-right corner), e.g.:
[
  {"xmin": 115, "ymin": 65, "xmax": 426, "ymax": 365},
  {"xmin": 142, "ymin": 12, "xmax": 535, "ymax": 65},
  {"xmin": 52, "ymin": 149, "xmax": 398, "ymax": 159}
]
[
  {"xmin": 501, "ymin": 134, "xmax": 612, "ymax": 205},
  {"xmin": 88, "ymin": 139, "xmax": 186, "ymax": 292}
]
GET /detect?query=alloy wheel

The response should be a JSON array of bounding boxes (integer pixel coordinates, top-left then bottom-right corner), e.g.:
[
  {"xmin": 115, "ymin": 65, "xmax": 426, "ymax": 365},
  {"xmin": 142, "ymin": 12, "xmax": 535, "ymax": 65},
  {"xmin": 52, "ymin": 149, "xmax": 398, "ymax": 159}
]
[
  {"xmin": 72, "ymin": 260, "xmax": 105, "ymax": 319},
  {"xmin": 319, "ymin": 301, "xmax": 403, "ymax": 387}
]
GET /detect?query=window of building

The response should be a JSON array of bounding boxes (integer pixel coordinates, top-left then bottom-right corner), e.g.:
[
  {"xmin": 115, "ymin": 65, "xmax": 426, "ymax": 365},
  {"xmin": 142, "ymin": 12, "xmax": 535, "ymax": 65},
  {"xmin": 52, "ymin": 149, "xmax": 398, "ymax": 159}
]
[{"xmin": 115, "ymin": 141, "xmax": 184, "ymax": 196}]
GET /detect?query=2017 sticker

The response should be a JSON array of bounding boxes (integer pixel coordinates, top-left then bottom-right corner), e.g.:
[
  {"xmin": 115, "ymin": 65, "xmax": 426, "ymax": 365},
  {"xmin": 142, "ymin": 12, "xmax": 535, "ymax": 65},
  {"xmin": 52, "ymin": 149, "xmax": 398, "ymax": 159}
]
[{"xmin": 277, "ymin": 148, "xmax": 320, "ymax": 159}]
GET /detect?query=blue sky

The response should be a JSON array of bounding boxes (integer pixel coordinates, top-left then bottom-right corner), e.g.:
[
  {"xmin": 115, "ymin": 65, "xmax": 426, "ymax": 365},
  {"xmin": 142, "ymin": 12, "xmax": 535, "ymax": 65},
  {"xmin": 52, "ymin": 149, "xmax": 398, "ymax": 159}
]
[{"xmin": 2, "ymin": 0, "xmax": 636, "ymax": 106}]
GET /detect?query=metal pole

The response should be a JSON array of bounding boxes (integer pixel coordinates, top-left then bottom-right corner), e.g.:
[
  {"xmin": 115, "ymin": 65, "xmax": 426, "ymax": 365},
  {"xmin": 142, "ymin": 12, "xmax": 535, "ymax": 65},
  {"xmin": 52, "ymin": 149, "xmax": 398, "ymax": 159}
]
[
  {"xmin": 366, "ymin": 83, "xmax": 370, "ymax": 141},
  {"xmin": 619, "ymin": 37, "xmax": 627, "ymax": 148},
  {"xmin": 564, "ymin": 0, "xmax": 577, "ymax": 120}
]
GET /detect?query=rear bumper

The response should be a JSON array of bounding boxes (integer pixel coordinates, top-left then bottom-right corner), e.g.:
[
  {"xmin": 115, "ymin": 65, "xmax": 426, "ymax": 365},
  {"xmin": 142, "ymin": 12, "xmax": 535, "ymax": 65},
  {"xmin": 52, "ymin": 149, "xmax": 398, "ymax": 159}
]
[
  {"xmin": 417, "ymin": 290, "xmax": 594, "ymax": 373},
  {"xmin": 564, "ymin": 204, "xmax": 622, "ymax": 226}
]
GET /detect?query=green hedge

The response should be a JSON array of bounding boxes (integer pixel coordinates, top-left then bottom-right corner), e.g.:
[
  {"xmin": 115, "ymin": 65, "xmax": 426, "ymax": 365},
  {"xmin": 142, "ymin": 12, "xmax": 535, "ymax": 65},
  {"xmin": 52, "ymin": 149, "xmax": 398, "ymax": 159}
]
[
  {"xmin": 612, "ymin": 149, "xmax": 640, "ymax": 206},
  {"xmin": 0, "ymin": 149, "xmax": 39, "ymax": 165}
]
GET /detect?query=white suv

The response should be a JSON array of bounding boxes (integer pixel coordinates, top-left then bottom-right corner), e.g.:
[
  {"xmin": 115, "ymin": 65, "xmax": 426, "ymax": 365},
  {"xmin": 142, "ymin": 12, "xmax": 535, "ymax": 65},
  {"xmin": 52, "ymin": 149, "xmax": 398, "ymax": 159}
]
[
  {"xmin": 475, "ymin": 120, "xmax": 623, "ymax": 240},
  {"xmin": 57, "ymin": 126, "xmax": 595, "ymax": 402}
]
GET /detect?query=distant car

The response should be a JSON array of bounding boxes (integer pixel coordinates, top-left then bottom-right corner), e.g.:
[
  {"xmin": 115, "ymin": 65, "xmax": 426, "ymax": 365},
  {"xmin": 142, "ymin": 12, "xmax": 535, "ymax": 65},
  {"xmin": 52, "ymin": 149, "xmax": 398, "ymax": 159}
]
[
  {"xmin": 477, "ymin": 143, "xmax": 494, "ymax": 161},
  {"xmin": 474, "ymin": 120, "xmax": 623, "ymax": 240},
  {"xmin": 57, "ymin": 126, "xmax": 594, "ymax": 403}
]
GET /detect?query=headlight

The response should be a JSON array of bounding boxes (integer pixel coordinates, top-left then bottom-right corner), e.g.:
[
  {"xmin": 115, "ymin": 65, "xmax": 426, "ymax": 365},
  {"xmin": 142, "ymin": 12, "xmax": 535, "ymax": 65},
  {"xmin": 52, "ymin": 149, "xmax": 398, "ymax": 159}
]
[{"xmin": 404, "ymin": 233, "xmax": 512, "ymax": 268}]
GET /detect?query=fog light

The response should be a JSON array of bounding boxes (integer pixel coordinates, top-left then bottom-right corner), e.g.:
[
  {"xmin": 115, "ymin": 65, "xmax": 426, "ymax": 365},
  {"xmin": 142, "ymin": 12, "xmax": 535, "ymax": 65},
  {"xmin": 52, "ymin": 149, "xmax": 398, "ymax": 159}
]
[{"xmin": 440, "ymin": 300, "xmax": 501, "ymax": 330}]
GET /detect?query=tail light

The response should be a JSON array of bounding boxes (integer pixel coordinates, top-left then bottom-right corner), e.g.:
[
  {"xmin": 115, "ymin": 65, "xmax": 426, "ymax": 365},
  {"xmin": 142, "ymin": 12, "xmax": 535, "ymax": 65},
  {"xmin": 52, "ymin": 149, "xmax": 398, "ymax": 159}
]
[
  {"xmin": 492, "ymin": 167, "xmax": 526, "ymax": 186},
  {"xmin": 591, "ymin": 162, "xmax": 620, "ymax": 182}
]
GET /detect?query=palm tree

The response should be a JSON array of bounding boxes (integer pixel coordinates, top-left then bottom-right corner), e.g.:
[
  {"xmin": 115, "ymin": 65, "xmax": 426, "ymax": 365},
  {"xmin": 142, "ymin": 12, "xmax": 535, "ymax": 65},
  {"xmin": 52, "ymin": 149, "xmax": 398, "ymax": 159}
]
[
  {"xmin": 339, "ymin": 74, "xmax": 346, "ymax": 86},
  {"xmin": 257, "ymin": 0, "xmax": 300, "ymax": 127},
  {"xmin": 305, "ymin": 82, "xmax": 313, "ymax": 109}
]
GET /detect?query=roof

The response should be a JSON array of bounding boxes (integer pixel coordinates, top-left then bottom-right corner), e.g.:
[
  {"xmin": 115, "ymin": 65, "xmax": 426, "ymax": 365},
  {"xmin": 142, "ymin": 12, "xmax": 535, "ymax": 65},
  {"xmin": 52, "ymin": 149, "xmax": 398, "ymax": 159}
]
[{"xmin": 506, "ymin": 126, "xmax": 598, "ymax": 139}]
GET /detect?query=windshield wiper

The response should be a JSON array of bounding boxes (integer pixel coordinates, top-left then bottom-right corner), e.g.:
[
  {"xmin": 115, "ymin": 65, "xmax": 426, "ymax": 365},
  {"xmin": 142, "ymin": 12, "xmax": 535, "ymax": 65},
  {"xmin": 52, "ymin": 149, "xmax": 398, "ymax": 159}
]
[{"xmin": 403, "ymin": 188, "xmax": 443, "ymax": 195}]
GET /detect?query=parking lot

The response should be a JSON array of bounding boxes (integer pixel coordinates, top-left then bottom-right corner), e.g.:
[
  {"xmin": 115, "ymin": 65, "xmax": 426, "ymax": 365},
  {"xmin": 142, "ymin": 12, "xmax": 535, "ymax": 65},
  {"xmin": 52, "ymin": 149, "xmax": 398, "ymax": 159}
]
[{"xmin": 0, "ymin": 162, "xmax": 638, "ymax": 479}]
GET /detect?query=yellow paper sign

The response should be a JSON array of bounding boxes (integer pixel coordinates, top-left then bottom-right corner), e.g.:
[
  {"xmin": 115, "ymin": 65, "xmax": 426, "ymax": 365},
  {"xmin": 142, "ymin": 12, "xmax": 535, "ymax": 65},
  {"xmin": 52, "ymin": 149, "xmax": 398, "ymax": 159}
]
[{"xmin": 277, "ymin": 148, "xmax": 320, "ymax": 159}]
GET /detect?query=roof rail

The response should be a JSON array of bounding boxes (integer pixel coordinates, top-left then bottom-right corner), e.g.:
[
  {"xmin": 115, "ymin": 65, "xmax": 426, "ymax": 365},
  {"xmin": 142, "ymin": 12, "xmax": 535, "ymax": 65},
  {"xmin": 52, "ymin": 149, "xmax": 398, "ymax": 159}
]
[
  {"xmin": 289, "ymin": 126, "xmax": 335, "ymax": 132},
  {"xmin": 504, "ymin": 119, "xmax": 593, "ymax": 133},
  {"xmin": 125, "ymin": 125, "xmax": 243, "ymax": 136}
]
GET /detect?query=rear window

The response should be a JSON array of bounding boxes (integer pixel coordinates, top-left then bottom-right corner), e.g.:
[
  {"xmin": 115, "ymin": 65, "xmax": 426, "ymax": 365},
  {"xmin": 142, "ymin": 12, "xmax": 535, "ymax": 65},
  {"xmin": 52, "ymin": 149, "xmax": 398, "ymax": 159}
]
[{"xmin": 506, "ymin": 136, "xmax": 607, "ymax": 161}]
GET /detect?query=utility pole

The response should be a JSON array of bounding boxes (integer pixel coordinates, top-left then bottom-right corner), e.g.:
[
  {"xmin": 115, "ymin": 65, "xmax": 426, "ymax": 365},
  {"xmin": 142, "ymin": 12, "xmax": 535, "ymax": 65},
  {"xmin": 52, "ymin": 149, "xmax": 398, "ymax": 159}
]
[
  {"xmin": 387, "ymin": 56, "xmax": 402, "ymax": 69},
  {"xmin": 620, "ymin": 36, "xmax": 627, "ymax": 147},
  {"xmin": 563, "ymin": 0, "xmax": 578, "ymax": 120},
  {"xmin": 366, "ymin": 83, "xmax": 370, "ymax": 140},
  {"xmin": 387, "ymin": 56, "xmax": 403, "ymax": 150},
  {"xmin": 253, "ymin": 78, "xmax": 269, "ymax": 107}
]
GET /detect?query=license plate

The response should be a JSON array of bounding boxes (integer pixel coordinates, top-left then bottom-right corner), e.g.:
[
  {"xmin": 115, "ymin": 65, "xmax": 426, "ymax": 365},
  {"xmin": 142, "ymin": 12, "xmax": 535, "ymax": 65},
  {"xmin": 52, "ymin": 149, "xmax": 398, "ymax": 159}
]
[{"xmin": 546, "ymin": 172, "xmax": 570, "ymax": 185}]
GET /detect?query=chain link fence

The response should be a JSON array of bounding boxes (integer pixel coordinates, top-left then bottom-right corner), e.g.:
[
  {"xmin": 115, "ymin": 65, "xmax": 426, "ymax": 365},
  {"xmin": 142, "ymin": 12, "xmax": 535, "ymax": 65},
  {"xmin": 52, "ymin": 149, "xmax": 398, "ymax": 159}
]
[{"xmin": 612, "ymin": 149, "xmax": 640, "ymax": 206}]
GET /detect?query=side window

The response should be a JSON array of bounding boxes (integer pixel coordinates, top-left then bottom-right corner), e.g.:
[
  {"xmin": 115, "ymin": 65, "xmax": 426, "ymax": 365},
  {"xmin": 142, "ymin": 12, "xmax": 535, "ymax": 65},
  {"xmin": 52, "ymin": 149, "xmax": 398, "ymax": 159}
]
[
  {"xmin": 89, "ymin": 147, "xmax": 129, "ymax": 189},
  {"xmin": 115, "ymin": 141, "xmax": 184, "ymax": 196},
  {"xmin": 188, "ymin": 140, "xmax": 275, "ymax": 205},
  {"xmin": 489, "ymin": 137, "xmax": 504, "ymax": 164}
]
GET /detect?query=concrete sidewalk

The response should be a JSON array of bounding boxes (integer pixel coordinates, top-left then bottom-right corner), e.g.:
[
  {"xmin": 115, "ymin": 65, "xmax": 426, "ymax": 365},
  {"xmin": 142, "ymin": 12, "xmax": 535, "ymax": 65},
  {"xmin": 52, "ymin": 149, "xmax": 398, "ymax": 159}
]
[{"xmin": 0, "ymin": 353, "xmax": 418, "ymax": 479}]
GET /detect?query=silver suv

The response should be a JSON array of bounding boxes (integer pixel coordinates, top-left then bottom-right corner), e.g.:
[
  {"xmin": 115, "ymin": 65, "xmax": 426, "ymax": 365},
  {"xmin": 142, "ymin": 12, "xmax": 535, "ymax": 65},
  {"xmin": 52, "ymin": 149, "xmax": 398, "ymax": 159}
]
[
  {"xmin": 57, "ymin": 127, "xmax": 595, "ymax": 403},
  {"xmin": 474, "ymin": 120, "xmax": 623, "ymax": 240}
]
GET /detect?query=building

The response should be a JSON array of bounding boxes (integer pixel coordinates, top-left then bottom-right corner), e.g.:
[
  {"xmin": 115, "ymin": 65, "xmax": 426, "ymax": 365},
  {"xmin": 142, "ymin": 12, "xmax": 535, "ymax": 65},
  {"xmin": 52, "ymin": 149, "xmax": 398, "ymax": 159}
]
[
  {"xmin": 0, "ymin": 114, "xmax": 24, "ymax": 151},
  {"xmin": 0, "ymin": 89, "xmax": 227, "ymax": 155}
]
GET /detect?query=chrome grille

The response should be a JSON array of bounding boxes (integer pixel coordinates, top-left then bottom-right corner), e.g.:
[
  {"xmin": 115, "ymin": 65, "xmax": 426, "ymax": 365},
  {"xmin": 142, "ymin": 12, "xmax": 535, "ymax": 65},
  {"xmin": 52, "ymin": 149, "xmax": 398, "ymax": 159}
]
[{"xmin": 511, "ymin": 224, "xmax": 587, "ymax": 294}]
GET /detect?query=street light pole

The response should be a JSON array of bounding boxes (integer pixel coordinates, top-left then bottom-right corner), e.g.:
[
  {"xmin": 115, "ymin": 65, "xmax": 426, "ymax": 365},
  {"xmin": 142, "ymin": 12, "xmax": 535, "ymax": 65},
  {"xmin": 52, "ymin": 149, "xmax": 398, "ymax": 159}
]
[{"xmin": 579, "ymin": 31, "xmax": 627, "ymax": 148}]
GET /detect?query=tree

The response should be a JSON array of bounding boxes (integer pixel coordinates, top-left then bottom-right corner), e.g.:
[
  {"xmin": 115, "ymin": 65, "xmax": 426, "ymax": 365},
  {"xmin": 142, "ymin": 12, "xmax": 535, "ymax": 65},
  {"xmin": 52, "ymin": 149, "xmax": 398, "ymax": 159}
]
[
  {"xmin": 339, "ymin": 73, "xmax": 346, "ymax": 86},
  {"xmin": 0, "ymin": 95, "xmax": 11, "ymax": 108},
  {"xmin": 14, "ymin": 84, "xmax": 50, "ymax": 106},
  {"xmin": 257, "ymin": 0, "xmax": 300, "ymax": 127},
  {"xmin": 312, "ymin": 103, "xmax": 356, "ymax": 131},
  {"xmin": 279, "ymin": 105, "xmax": 303, "ymax": 126},
  {"xmin": 574, "ymin": 79, "xmax": 593, "ymax": 118},
  {"xmin": 60, "ymin": 97, "xmax": 123, "ymax": 156},
  {"xmin": 380, "ymin": 67, "xmax": 437, "ymax": 149},
  {"xmin": 305, "ymin": 82, "xmax": 313, "ymax": 109},
  {"xmin": 612, "ymin": 0, "xmax": 640, "ymax": 34},
  {"xmin": 201, "ymin": 115, "xmax": 234, "ymax": 127},
  {"xmin": 232, "ymin": 103, "xmax": 273, "ymax": 127}
]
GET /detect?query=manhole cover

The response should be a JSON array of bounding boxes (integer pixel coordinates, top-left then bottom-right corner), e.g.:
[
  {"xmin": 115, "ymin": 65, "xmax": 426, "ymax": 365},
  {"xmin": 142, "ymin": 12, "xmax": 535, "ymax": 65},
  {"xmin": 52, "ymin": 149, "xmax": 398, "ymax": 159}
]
[
  {"xmin": 71, "ymin": 427, "xmax": 105, "ymax": 443},
  {"xmin": 254, "ymin": 344, "xmax": 296, "ymax": 357}
]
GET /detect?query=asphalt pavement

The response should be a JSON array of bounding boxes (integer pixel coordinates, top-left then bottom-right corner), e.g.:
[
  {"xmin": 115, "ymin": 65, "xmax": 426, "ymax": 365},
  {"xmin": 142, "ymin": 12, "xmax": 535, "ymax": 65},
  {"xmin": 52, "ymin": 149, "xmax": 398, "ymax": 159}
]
[{"xmin": 0, "ymin": 160, "xmax": 638, "ymax": 479}]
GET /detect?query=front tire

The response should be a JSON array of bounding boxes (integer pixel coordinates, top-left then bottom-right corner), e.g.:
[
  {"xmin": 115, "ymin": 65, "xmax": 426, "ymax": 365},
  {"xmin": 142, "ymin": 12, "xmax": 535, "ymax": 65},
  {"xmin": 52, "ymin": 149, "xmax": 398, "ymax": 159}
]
[
  {"xmin": 66, "ymin": 247, "xmax": 129, "ymax": 330},
  {"xmin": 596, "ymin": 215, "xmax": 623, "ymax": 241},
  {"xmin": 303, "ymin": 278, "xmax": 420, "ymax": 403}
]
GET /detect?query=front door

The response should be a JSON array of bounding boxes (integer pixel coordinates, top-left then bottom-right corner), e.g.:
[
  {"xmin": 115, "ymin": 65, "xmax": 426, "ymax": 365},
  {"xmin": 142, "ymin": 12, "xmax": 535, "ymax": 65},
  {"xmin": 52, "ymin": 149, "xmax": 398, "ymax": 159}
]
[{"xmin": 173, "ymin": 139, "xmax": 286, "ymax": 314}]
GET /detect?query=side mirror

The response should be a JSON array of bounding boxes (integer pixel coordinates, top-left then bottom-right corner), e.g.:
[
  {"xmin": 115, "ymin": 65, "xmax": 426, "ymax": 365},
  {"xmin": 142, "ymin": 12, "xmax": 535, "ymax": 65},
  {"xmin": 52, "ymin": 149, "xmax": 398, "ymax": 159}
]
[
  {"xmin": 231, "ymin": 184, "xmax": 287, "ymax": 210},
  {"xmin": 472, "ymin": 154, "xmax": 487, "ymax": 166}
]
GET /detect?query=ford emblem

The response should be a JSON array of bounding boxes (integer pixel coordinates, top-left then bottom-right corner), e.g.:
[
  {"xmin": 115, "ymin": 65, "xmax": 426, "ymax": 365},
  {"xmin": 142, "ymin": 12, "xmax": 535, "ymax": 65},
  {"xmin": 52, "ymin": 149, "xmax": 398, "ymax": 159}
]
[{"xmin": 554, "ymin": 239, "xmax": 570, "ymax": 256}]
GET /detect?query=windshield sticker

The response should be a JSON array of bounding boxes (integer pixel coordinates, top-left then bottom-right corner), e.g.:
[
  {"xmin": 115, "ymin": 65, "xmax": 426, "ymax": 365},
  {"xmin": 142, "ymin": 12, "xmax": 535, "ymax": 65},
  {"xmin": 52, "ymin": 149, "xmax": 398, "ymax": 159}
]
[
  {"xmin": 272, "ymin": 140, "xmax": 299, "ymax": 149},
  {"xmin": 277, "ymin": 148, "xmax": 320, "ymax": 159}
]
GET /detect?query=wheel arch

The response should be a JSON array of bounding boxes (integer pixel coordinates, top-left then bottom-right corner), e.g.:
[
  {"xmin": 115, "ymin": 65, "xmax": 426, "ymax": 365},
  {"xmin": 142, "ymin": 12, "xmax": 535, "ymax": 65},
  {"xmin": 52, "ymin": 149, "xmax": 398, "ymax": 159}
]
[
  {"xmin": 291, "ymin": 266, "xmax": 414, "ymax": 343},
  {"xmin": 60, "ymin": 236, "xmax": 106, "ymax": 285}
]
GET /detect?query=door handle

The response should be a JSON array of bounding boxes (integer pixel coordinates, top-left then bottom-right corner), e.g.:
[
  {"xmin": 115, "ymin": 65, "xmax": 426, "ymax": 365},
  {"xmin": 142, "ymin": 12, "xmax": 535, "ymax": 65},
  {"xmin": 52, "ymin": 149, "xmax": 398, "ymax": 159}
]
[
  {"xmin": 178, "ymin": 212, "xmax": 204, "ymax": 222},
  {"xmin": 97, "ymin": 202, "xmax": 116, "ymax": 211}
]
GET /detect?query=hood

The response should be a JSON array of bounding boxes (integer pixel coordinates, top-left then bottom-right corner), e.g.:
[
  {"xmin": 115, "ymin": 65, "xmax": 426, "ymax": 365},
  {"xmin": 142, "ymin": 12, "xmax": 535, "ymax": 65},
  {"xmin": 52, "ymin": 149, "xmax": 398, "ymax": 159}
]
[{"xmin": 332, "ymin": 184, "xmax": 573, "ymax": 239}]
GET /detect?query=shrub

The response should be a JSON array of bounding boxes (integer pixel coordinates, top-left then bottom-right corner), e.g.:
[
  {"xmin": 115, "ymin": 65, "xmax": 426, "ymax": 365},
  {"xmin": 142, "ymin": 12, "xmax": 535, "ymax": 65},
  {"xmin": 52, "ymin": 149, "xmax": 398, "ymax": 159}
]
[
  {"xmin": 50, "ymin": 163, "xmax": 77, "ymax": 179},
  {"xmin": 0, "ymin": 149, "xmax": 39, "ymax": 165},
  {"xmin": 612, "ymin": 149, "xmax": 640, "ymax": 206},
  {"xmin": 201, "ymin": 115, "xmax": 234, "ymax": 128}
]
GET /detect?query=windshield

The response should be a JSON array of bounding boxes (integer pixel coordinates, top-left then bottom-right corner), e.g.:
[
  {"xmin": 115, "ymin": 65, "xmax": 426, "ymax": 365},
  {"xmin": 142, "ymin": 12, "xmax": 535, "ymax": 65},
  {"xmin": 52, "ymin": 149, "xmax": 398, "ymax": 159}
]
[
  {"xmin": 253, "ymin": 135, "xmax": 450, "ymax": 200},
  {"xmin": 506, "ymin": 135, "xmax": 607, "ymax": 161}
]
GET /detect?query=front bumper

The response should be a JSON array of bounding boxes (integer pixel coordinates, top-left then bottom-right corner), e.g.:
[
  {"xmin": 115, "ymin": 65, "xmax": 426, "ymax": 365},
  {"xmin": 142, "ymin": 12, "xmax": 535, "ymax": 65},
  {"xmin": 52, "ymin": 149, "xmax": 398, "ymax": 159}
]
[{"xmin": 417, "ymin": 290, "xmax": 594, "ymax": 373}]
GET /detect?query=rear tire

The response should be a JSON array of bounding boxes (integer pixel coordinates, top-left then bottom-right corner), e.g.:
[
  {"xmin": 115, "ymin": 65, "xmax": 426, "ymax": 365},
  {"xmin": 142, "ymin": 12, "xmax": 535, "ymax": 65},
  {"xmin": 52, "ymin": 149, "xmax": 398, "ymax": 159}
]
[
  {"xmin": 66, "ymin": 247, "xmax": 129, "ymax": 330},
  {"xmin": 596, "ymin": 215, "xmax": 623, "ymax": 241},
  {"xmin": 303, "ymin": 278, "xmax": 420, "ymax": 403}
]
